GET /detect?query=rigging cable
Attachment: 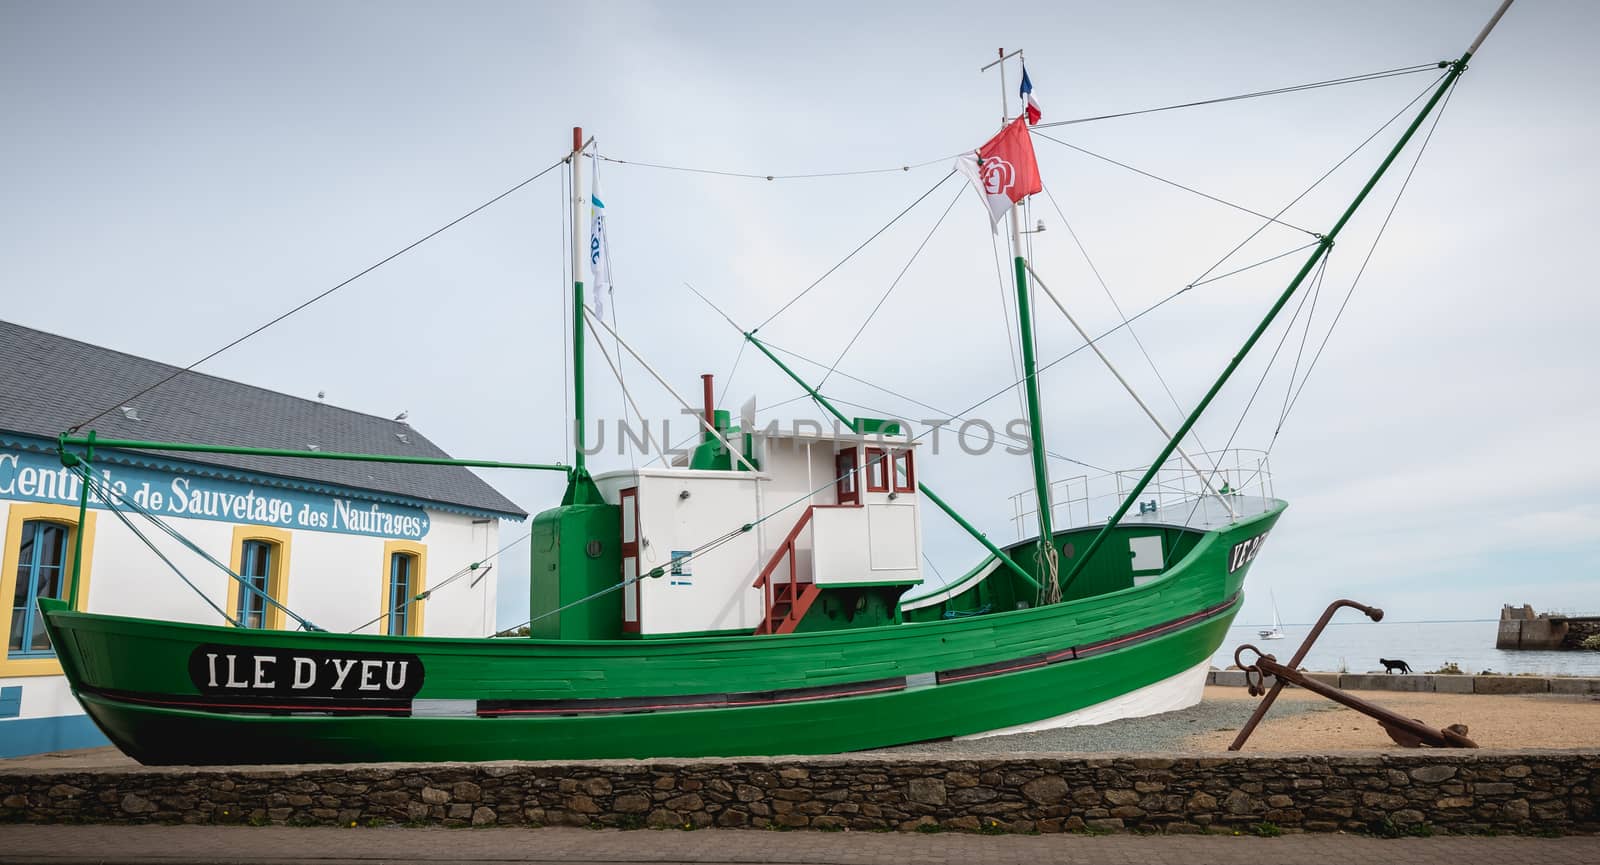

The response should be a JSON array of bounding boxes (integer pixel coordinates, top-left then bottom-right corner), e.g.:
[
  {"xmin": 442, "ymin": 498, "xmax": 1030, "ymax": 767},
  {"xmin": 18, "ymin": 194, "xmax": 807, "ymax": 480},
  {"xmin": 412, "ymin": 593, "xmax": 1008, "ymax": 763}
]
[
  {"xmin": 817, "ymin": 183, "xmax": 966, "ymax": 389},
  {"xmin": 590, "ymin": 62, "xmax": 1446, "ymax": 183},
  {"xmin": 1184, "ymin": 70, "xmax": 1448, "ymax": 289},
  {"xmin": 68, "ymin": 466, "xmax": 241, "ymax": 627},
  {"xmin": 1031, "ymin": 62, "xmax": 1448, "ymax": 129},
  {"xmin": 588, "ymin": 144, "xmax": 638, "ymax": 469},
  {"xmin": 595, "ymin": 151, "xmax": 957, "ymax": 182},
  {"xmin": 754, "ymin": 170, "xmax": 959, "ymax": 331},
  {"xmin": 72, "ymin": 157, "xmax": 569, "ymax": 432},
  {"xmin": 1212, "ymin": 78, "xmax": 1464, "ymax": 510},
  {"xmin": 1275, "ymin": 78, "xmax": 1462, "ymax": 441},
  {"xmin": 1179, "ymin": 250, "xmax": 1334, "ymax": 529},
  {"xmin": 68, "ymin": 464, "xmax": 319, "ymax": 631},
  {"xmin": 1040, "ymin": 183, "xmax": 1224, "ymax": 469},
  {"xmin": 351, "ymin": 531, "xmax": 531, "ymax": 634},
  {"xmin": 1031, "ymin": 132, "xmax": 1318, "ymax": 236},
  {"xmin": 687, "ymin": 282, "xmax": 1108, "ymax": 473}
]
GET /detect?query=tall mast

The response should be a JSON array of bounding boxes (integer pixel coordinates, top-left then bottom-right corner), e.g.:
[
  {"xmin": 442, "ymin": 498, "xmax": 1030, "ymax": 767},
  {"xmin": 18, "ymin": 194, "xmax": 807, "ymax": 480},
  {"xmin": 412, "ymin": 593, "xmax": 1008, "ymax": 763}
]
[
  {"xmin": 1057, "ymin": 0, "xmax": 1515, "ymax": 594},
  {"xmin": 565, "ymin": 126, "xmax": 602, "ymax": 504},
  {"xmin": 988, "ymin": 47, "xmax": 1057, "ymax": 595}
]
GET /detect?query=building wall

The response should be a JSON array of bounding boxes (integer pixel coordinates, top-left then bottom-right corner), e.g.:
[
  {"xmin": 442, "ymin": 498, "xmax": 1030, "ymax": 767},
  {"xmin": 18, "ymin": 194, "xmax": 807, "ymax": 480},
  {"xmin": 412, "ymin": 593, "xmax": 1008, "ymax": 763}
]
[{"xmin": 0, "ymin": 478, "xmax": 508, "ymax": 758}]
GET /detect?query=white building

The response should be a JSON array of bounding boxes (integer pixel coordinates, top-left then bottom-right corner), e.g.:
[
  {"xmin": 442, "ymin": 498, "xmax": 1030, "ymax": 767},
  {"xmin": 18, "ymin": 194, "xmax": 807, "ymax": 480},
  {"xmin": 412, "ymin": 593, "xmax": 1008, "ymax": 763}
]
[{"xmin": 0, "ymin": 321, "xmax": 525, "ymax": 757}]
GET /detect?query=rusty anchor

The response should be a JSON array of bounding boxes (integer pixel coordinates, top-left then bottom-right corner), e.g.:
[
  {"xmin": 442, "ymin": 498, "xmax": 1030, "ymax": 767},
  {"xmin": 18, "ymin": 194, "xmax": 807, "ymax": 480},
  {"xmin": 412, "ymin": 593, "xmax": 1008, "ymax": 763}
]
[{"xmin": 1228, "ymin": 599, "xmax": 1478, "ymax": 750}]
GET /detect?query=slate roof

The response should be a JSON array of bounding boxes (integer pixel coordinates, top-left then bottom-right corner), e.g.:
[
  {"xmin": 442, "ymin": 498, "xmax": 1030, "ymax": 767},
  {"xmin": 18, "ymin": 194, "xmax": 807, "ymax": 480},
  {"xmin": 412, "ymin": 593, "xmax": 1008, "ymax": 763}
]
[{"xmin": 0, "ymin": 320, "xmax": 527, "ymax": 519}]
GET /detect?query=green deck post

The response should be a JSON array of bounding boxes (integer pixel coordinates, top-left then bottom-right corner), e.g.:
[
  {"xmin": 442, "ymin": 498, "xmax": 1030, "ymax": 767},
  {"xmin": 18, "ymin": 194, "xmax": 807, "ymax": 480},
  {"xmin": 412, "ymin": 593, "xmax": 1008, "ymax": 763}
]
[
  {"xmin": 65, "ymin": 430, "xmax": 95, "ymax": 609},
  {"xmin": 1060, "ymin": 49, "xmax": 1480, "ymax": 595},
  {"xmin": 744, "ymin": 333, "xmax": 1038, "ymax": 590}
]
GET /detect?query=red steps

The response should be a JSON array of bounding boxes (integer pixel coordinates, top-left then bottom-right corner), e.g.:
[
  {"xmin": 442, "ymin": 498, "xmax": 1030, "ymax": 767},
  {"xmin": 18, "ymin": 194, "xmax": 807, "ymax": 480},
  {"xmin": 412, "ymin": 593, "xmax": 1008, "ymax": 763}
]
[{"xmin": 753, "ymin": 506, "xmax": 818, "ymax": 635}]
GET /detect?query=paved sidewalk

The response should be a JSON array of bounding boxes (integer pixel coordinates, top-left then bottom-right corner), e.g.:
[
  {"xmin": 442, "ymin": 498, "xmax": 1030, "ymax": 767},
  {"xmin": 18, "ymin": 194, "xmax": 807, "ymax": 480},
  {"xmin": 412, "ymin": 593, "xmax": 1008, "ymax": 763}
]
[{"xmin": 0, "ymin": 825, "xmax": 1593, "ymax": 865}]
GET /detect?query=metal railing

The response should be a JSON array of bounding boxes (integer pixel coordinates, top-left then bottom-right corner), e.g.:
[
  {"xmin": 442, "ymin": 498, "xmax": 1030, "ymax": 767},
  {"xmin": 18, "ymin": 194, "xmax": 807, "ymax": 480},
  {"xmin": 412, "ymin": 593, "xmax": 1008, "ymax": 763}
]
[{"xmin": 1009, "ymin": 449, "xmax": 1276, "ymax": 537}]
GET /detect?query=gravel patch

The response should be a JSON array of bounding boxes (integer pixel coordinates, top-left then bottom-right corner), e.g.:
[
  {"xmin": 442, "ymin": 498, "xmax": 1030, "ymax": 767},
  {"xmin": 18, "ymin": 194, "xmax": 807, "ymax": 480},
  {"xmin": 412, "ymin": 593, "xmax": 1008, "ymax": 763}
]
[{"xmin": 872, "ymin": 695, "xmax": 1340, "ymax": 755}]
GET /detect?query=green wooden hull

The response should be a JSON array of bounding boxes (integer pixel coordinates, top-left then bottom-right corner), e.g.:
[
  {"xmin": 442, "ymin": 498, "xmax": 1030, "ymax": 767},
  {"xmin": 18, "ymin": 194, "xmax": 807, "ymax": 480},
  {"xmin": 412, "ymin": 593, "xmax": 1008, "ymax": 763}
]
[{"xmin": 41, "ymin": 504, "xmax": 1281, "ymax": 764}]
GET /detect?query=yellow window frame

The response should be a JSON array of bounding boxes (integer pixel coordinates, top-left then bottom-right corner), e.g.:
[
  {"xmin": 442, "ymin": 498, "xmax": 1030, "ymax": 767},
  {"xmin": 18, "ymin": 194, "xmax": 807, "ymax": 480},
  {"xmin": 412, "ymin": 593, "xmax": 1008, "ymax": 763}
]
[
  {"xmin": 225, "ymin": 525, "xmax": 292, "ymax": 630},
  {"xmin": 379, "ymin": 540, "xmax": 426, "ymax": 636},
  {"xmin": 0, "ymin": 503, "xmax": 97, "ymax": 678}
]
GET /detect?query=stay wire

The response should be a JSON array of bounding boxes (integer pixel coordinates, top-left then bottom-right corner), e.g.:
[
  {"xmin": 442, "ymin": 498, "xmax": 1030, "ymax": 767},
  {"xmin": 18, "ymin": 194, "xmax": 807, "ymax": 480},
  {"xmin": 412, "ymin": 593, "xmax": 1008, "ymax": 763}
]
[
  {"xmin": 595, "ymin": 151, "xmax": 957, "ymax": 182},
  {"xmin": 1031, "ymin": 132, "xmax": 1317, "ymax": 237},
  {"xmin": 1190, "ymin": 240, "xmax": 1323, "ymax": 289},
  {"xmin": 1039, "ymin": 184, "xmax": 1222, "ymax": 465},
  {"xmin": 72, "ymin": 157, "xmax": 568, "ymax": 433},
  {"xmin": 1184, "ymin": 71, "xmax": 1447, "ymax": 289},
  {"xmin": 69, "ymin": 464, "xmax": 315, "ymax": 630},
  {"xmin": 69, "ymin": 466, "xmax": 240, "ymax": 627},
  {"xmin": 1177, "ymin": 251, "xmax": 1333, "ymax": 529},
  {"xmin": 755, "ymin": 170, "xmax": 959, "ymax": 331},
  {"xmin": 818, "ymin": 182, "xmax": 966, "ymax": 389},
  {"xmin": 744, "ymin": 236, "xmax": 1317, "ymax": 478},
  {"xmin": 1031, "ymin": 62, "xmax": 1447, "ymax": 130},
  {"xmin": 350, "ymin": 532, "xmax": 530, "ymax": 634},
  {"xmin": 1276, "ymin": 78, "xmax": 1461, "ymax": 440},
  {"xmin": 591, "ymin": 63, "xmax": 1444, "ymax": 182}
]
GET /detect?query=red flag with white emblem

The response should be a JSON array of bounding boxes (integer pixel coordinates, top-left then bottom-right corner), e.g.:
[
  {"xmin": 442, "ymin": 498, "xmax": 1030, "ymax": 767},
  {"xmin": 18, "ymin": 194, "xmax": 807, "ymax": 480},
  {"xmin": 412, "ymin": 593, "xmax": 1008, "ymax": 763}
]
[{"xmin": 955, "ymin": 117, "xmax": 1043, "ymax": 229}]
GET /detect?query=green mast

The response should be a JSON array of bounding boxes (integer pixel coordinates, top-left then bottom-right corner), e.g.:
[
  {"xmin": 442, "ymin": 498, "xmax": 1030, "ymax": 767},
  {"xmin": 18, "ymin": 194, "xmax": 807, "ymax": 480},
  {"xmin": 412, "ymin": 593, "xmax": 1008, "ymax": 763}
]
[
  {"xmin": 1008, "ymin": 188, "xmax": 1056, "ymax": 588},
  {"xmin": 1058, "ymin": 0, "xmax": 1514, "ymax": 595},
  {"xmin": 565, "ymin": 125, "xmax": 602, "ymax": 505},
  {"xmin": 991, "ymin": 47, "xmax": 1056, "ymax": 595}
]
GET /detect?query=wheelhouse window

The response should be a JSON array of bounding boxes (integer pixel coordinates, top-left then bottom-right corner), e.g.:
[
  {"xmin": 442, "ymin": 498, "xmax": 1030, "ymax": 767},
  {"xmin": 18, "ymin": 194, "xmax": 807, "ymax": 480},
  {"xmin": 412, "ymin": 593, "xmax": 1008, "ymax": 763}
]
[
  {"xmin": 9, "ymin": 521, "xmax": 68, "ymax": 658},
  {"xmin": 835, "ymin": 447, "xmax": 859, "ymax": 506},
  {"xmin": 387, "ymin": 552, "xmax": 416, "ymax": 636},
  {"xmin": 892, "ymin": 449, "xmax": 915, "ymax": 493},
  {"xmin": 235, "ymin": 540, "xmax": 275, "ymax": 629},
  {"xmin": 864, "ymin": 447, "xmax": 889, "ymax": 493}
]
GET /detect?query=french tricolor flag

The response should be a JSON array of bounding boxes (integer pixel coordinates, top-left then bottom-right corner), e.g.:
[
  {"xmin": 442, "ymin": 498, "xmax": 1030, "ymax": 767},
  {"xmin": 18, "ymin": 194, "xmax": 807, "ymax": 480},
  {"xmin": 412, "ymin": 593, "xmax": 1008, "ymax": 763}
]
[{"xmin": 1020, "ymin": 63, "xmax": 1043, "ymax": 125}]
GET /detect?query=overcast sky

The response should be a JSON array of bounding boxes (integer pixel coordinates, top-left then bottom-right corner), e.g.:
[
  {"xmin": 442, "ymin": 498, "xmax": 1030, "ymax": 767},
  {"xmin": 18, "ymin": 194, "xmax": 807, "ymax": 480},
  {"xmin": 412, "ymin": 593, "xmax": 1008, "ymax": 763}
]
[{"xmin": 4, "ymin": 1, "xmax": 1594, "ymax": 629}]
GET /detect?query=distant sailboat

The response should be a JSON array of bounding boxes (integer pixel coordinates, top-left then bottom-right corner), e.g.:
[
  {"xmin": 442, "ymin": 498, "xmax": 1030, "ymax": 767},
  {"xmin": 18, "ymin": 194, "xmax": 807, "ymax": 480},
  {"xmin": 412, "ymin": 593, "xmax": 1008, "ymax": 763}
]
[{"xmin": 1259, "ymin": 590, "xmax": 1286, "ymax": 640}]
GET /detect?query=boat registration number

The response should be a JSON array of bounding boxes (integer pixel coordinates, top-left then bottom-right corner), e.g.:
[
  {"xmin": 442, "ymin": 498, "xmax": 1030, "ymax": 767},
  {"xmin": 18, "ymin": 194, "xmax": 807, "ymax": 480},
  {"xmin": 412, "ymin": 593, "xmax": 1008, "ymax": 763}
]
[
  {"xmin": 1227, "ymin": 531, "xmax": 1271, "ymax": 574},
  {"xmin": 188, "ymin": 644, "xmax": 425, "ymax": 700}
]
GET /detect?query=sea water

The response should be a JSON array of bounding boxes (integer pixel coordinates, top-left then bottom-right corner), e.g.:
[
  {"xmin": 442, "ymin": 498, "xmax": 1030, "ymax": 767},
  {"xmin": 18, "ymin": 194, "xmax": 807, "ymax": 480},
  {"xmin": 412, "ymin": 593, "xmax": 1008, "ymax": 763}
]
[{"xmin": 1210, "ymin": 619, "xmax": 1600, "ymax": 676}]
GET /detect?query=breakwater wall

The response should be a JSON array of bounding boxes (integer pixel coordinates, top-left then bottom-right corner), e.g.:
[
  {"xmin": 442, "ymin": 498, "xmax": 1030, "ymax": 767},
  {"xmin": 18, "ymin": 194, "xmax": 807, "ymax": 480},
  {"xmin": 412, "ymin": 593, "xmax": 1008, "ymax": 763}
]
[
  {"xmin": 1207, "ymin": 670, "xmax": 1600, "ymax": 695},
  {"xmin": 1496, "ymin": 604, "xmax": 1600, "ymax": 650},
  {"xmin": 1, "ymin": 751, "xmax": 1594, "ymax": 835}
]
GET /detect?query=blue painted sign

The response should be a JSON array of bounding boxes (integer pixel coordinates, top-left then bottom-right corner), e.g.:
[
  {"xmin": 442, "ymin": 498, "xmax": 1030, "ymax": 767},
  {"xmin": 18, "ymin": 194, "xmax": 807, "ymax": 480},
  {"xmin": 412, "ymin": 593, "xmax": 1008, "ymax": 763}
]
[{"xmin": 0, "ymin": 447, "xmax": 429, "ymax": 539}]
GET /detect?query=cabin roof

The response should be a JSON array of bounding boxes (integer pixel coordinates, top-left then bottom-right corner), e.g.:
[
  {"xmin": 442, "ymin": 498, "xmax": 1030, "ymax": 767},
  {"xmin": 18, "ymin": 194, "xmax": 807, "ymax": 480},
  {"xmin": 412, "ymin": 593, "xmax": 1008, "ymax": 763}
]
[{"xmin": 0, "ymin": 319, "xmax": 527, "ymax": 519}]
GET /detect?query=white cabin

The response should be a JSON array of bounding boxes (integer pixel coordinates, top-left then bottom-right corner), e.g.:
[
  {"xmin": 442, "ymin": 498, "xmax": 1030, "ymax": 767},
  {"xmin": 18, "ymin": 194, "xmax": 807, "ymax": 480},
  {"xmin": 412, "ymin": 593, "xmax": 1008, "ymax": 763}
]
[{"xmin": 593, "ymin": 423, "xmax": 923, "ymax": 637}]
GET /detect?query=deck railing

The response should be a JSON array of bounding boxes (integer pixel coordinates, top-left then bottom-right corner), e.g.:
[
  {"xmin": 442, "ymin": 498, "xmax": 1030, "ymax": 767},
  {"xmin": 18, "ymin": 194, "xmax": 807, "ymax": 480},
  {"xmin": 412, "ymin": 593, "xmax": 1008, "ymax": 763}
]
[{"xmin": 1009, "ymin": 449, "xmax": 1276, "ymax": 538}]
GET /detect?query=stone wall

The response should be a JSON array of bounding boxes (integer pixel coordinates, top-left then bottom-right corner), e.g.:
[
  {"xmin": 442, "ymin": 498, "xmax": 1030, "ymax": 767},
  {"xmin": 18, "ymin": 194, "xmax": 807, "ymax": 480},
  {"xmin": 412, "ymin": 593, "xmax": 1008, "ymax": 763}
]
[{"xmin": 1, "ymin": 751, "xmax": 1595, "ymax": 835}]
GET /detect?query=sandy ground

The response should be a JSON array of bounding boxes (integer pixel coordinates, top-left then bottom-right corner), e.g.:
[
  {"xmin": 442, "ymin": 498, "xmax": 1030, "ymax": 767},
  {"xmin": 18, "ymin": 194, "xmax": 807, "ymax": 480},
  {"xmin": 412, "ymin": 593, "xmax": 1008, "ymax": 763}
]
[{"xmin": 1186, "ymin": 685, "xmax": 1600, "ymax": 751}]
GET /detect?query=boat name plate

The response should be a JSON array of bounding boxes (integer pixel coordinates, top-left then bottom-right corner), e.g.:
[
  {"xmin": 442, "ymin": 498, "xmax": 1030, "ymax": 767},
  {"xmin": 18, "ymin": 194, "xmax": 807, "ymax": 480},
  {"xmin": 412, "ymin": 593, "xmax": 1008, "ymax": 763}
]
[{"xmin": 187, "ymin": 644, "xmax": 426, "ymax": 700}]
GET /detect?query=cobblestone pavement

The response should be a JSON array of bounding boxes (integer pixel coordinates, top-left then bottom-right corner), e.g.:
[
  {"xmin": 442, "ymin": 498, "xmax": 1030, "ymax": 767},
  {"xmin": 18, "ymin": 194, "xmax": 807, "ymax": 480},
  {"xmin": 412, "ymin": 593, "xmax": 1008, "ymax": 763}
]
[{"xmin": 0, "ymin": 825, "xmax": 1593, "ymax": 865}]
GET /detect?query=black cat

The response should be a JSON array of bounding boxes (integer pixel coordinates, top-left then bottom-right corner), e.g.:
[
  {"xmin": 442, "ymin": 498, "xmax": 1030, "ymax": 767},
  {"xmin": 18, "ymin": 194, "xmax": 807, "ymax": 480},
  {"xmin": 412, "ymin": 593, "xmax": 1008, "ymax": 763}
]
[{"xmin": 1379, "ymin": 658, "xmax": 1412, "ymax": 674}]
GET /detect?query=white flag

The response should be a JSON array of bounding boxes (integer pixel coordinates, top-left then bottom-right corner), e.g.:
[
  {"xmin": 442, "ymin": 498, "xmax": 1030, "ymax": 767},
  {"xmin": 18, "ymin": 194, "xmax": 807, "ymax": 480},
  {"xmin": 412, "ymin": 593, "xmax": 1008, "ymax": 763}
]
[{"xmin": 588, "ymin": 160, "xmax": 611, "ymax": 315}]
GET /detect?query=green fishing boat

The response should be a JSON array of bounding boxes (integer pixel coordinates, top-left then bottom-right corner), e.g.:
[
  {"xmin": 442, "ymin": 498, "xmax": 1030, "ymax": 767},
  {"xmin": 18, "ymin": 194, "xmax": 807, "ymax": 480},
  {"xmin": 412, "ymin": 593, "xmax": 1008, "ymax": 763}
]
[{"xmin": 36, "ymin": 6, "xmax": 1510, "ymax": 765}]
